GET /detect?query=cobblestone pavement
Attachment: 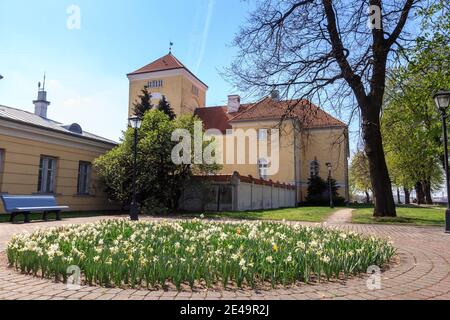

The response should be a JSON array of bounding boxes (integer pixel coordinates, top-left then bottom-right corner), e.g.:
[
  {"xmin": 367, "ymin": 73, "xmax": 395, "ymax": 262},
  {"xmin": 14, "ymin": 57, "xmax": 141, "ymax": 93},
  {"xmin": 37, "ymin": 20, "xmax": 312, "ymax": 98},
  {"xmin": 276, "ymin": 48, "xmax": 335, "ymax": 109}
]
[{"xmin": 0, "ymin": 215, "xmax": 449, "ymax": 300}]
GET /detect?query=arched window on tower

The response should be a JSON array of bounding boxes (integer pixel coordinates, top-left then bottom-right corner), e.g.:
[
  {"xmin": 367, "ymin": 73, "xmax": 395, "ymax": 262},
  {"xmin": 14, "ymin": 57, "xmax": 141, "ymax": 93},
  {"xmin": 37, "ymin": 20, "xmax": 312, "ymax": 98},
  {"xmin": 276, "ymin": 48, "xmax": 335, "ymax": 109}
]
[
  {"xmin": 258, "ymin": 158, "xmax": 268, "ymax": 180},
  {"xmin": 310, "ymin": 158, "xmax": 320, "ymax": 177}
]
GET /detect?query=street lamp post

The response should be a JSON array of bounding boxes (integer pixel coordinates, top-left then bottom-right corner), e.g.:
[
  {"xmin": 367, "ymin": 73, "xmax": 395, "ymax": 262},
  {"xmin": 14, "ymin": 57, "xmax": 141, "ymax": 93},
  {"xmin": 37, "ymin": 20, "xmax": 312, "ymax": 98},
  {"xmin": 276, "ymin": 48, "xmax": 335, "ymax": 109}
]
[
  {"xmin": 326, "ymin": 162, "xmax": 334, "ymax": 209},
  {"xmin": 128, "ymin": 116, "xmax": 142, "ymax": 221},
  {"xmin": 434, "ymin": 89, "xmax": 450, "ymax": 233}
]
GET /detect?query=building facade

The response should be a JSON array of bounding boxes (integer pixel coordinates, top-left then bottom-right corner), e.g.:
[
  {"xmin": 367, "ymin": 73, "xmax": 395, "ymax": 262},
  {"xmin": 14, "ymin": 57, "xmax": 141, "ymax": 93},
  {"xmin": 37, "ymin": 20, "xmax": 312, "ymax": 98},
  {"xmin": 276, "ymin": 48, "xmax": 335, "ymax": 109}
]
[
  {"xmin": 128, "ymin": 53, "xmax": 350, "ymax": 205},
  {"xmin": 128, "ymin": 53, "xmax": 208, "ymax": 117},
  {"xmin": 0, "ymin": 86, "xmax": 118, "ymax": 214},
  {"xmin": 0, "ymin": 52, "xmax": 349, "ymax": 215}
]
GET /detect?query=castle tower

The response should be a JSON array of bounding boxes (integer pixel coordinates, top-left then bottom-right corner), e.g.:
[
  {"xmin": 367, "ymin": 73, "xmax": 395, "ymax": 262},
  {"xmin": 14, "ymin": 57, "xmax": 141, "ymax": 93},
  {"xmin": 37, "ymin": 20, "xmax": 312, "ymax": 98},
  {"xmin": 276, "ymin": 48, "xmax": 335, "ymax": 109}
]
[{"xmin": 127, "ymin": 53, "xmax": 208, "ymax": 117}]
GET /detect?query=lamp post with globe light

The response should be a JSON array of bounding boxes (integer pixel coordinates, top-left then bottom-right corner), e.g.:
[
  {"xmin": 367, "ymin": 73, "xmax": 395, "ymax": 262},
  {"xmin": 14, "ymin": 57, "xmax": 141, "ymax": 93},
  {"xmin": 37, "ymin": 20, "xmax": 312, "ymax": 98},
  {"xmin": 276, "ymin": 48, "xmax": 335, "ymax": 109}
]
[
  {"xmin": 128, "ymin": 116, "xmax": 143, "ymax": 221},
  {"xmin": 433, "ymin": 89, "xmax": 450, "ymax": 233},
  {"xmin": 326, "ymin": 162, "xmax": 334, "ymax": 209}
]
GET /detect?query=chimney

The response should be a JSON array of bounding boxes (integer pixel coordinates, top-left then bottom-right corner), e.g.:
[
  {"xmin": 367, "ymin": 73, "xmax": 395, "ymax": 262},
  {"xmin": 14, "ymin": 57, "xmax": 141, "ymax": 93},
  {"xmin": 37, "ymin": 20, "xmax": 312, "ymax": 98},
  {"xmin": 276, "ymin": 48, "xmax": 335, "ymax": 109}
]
[
  {"xmin": 227, "ymin": 95, "xmax": 240, "ymax": 113},
  {"xmin": 271, "ymin": 89, "xmax": 280, "ymax": 101},
  {"xmin": 33, "ymin": 79, "xmax": 50, "ymax": 118}
]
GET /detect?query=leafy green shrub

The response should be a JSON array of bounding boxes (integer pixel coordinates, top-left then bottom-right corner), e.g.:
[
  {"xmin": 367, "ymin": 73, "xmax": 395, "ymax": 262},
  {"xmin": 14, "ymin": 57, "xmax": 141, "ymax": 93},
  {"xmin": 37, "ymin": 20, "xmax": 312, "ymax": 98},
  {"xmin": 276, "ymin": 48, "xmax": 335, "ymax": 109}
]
[
  {"xmin": 306, "ymin": 175, "xmax": 345, "ymax": 206},
  {"xmin": 141, "ymin": 198, "xmax": 169, "ymax": 216},
  {"xmin": 94, "ymin": 110, "xmax": 220, "ymax": 213}
]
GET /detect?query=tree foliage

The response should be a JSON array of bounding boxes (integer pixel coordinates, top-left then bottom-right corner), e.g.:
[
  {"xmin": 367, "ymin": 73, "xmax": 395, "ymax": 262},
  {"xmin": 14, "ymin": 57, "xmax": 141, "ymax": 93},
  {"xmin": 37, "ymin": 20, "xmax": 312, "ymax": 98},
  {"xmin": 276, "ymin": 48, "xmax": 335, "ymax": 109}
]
[
  {"xmin": 94, "ymin": 110, "xmax": 220, "ymax": 213},
  {"xmin": 226, "ymin": 0, "xmax": 442, "ymax": 216},
  {"xmin": 306, "ymin": 175, "xmax": 345, "ymax": 206},
  {"xmin": 349, "ymin": 151, "xmax": 372, "ymax": 203},
  {"xmin": 133, "ymin": 87, "xmax": 153, "ymax": 118},
  {"xmin": 381, "ymin": 20, "xmax": 449, "ymax": 203},
  {"xmin": 158, "ymin": 95, "xmax": 176, "ymax": 120}
]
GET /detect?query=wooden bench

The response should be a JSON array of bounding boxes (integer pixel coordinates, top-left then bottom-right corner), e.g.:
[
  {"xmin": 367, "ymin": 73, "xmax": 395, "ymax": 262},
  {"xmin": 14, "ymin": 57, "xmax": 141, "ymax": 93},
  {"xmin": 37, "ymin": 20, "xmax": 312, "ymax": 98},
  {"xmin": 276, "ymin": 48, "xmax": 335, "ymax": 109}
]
[{"xmin": 1, "ymin": 195, "xmax": 69, "ymax": 223}]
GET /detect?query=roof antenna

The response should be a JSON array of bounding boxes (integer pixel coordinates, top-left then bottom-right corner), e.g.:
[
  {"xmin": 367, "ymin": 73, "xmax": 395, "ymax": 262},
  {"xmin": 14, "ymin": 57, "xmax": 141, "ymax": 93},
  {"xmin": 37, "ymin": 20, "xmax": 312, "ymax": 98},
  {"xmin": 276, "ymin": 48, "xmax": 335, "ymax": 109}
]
[
  {"xmin": 38, "ymin": 73, "xmax": 46, "ymax": 92},
  {"xmin": 42, "ymin": 72, "xmax": 46, "ymax": 91},
  {"xmin": 169, "ymin": 41, "xmax": 174, "ymax": 53}
]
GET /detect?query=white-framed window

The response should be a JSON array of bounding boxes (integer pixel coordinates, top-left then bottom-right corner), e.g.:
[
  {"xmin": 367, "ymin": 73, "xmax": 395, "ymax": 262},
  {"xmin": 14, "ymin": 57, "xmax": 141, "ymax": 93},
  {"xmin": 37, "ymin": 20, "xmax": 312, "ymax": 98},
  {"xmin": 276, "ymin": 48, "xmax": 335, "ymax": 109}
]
[
  {"xmin": 148, "ymin": 80, "xmax": 163, "ymax": 88},
  {"xmin": 310, "ymin": 158, "xmax": 320, "ymax": 177},
  {"xmin": 77, "ymin": 162, "xmax": 92, "ymax": 195},
  {"xmin": 258, "ymin": 129, "xmax": 268, "ymax": 141},
  {"xmin": 38, "ymin": 156, "xmax": 57, "ymax": 193},
  {"xmin": 192, "ymin": 85, "xmax": 199, "ymax": 96},
  {"xmin": 258, "ymin": 158, "xmax": 268, "ymax": 180}
]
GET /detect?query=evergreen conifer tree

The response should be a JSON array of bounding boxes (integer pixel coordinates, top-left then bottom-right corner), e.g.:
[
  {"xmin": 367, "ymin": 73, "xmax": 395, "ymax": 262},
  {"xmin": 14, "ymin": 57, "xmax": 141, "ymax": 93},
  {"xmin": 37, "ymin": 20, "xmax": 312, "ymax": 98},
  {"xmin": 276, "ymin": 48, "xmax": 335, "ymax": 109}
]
[
  {"xmin": 158, "ymin": 95, "xmax": 176, "ymax": 120},
  {"xmin": 133, "ymin": 87, "xmax": 153, "ymax": 117}
]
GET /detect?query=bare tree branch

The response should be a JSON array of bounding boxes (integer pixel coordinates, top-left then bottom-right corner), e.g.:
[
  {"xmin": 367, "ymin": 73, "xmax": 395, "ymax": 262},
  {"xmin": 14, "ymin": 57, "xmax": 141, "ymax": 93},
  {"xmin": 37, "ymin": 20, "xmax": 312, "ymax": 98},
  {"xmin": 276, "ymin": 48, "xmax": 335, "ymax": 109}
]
[{"xmin": 385, "ymin": 0, "xmax": 415, "ymax": 48}]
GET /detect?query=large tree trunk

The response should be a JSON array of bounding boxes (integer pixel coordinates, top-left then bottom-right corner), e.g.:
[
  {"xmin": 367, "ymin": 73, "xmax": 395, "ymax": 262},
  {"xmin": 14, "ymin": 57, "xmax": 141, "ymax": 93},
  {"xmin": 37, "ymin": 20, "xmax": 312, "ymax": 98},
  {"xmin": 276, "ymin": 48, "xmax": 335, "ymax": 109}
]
[
  {"xmin": 397, "ymin": 188, "xmax": 402, "ymax": 204},
  {"xmin": 362, "ymin": 110, "xmax": 397, "ymax": 217},
  {"xmin": 322, "ymin": 0, "xmax": 399, "ymax": 217},
  {"xmin": 423, "ymin": 179, "xmax": 433, "ymax": 205},
  {"xmin": 404, "ymin": 188, "xmax": 411, "ymax": 205},
  {"xmin": 365, "ymin": 191, "xmax": 371, "ymax": 204},
  {"xmin": 415, "ymin": 181, "xmax": 425, "ymax": 204}
]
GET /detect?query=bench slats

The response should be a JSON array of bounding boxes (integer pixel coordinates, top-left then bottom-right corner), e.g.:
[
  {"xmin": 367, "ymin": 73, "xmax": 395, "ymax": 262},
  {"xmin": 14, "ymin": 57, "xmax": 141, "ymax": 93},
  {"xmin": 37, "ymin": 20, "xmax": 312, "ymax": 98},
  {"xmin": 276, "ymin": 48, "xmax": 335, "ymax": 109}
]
[
  {"xmin": 13, "ymin": 206, "xmax": 70, "ymax": 212},
  {"xmin": 1, "ymin": 195, "xmax": 59, "ymax": 212},
  {"xmin": 1, "ymin": 195, "xmax": 70, "ymax": 223}
]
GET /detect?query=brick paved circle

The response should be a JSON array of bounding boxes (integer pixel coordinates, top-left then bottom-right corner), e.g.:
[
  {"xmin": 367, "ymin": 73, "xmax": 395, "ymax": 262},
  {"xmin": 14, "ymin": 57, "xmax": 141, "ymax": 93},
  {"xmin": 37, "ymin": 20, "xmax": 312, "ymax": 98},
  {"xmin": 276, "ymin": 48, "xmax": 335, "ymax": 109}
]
[{"xmin": 0, "ymin": 214, "xmax": 449, "ymax": 300}]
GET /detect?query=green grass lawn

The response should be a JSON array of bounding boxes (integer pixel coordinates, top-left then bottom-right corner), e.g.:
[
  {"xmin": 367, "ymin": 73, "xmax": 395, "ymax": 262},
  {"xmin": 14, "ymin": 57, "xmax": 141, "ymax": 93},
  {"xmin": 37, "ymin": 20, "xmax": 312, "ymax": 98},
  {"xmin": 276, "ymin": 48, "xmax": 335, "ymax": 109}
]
[
  {"xmin": 1, "ymin": 207, "xmax": 336, "ymax": 224},
  {"xmin": 352, "ymin": 205, "xmax": 445, "ymax": 226},
  {"xmin": 180, "ymin": 206, "xmax": 337, "ymax": 223},
  {"xmin": 0, "ymin": 211, "xmax": 127, "ymax": 223}
]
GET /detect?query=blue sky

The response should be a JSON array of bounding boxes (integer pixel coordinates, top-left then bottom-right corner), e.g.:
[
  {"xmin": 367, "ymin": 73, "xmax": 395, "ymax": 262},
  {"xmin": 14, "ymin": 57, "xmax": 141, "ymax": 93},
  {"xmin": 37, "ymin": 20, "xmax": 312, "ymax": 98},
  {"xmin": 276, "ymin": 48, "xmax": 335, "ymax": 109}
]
[
  {"xmin": 0, "ymin": 0, "xmax": 258, "ymax": 141},
  {"xmin": 0, "ymin": 0, "xmax": 358, "ymax": 147}
]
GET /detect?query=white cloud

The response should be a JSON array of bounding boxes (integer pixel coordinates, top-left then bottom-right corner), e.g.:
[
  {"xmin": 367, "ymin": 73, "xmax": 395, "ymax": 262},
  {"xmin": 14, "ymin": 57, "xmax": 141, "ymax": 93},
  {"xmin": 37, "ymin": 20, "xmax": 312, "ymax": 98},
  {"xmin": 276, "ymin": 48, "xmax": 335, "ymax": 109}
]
[{"xmin": 195, "ymin": 0, "xmax": 215, "ymax": 73}]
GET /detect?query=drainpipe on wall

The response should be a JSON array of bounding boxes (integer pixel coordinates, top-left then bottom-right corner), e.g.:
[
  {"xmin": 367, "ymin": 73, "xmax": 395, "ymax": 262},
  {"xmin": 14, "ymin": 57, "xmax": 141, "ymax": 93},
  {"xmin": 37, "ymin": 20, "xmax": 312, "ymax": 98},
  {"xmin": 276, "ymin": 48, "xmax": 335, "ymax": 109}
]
[
  {"xmin": 344, "ymin": 128, "xmax": 350, "ymax": 202},
  {"xmin": 292, "ymin": 119, "xmax": 300, "ymax": 206}
]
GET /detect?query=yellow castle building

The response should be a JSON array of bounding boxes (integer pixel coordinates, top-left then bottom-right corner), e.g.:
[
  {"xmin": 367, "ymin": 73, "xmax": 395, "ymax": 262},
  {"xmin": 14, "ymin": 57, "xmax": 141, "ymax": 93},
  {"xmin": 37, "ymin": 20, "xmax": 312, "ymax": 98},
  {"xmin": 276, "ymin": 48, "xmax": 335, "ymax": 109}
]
[
  {"xmin": 0, "ymin": 52, "xmax": 349, "ymax": 216},
  {"xmin": 128, "ymin": 53, "xmax": 208, "ymax": 117},
  {"xmin": 128, "ymin": 53, "xmax": 350, "ymax": 207}
]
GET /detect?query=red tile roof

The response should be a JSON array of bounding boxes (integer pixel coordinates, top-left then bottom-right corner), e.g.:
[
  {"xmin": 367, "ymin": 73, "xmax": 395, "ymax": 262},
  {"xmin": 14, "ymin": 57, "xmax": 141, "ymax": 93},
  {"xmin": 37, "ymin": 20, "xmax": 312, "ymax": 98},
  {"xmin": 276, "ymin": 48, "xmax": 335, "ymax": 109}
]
[
  {"xmin": 195, "ymin": 97, "xmax": 346, "ymax": 133},
  {"xmin": 194, "ymin": 173, "xmax": 296, "ymax": 190},
  {"xmin": 194, "ymin": 104, "xmax": 252, "ymax": 133},
  {"xmin": 194, "ymin": 107, "xmax": 233, "ymax": 133},
  {"xmin": 128, "ymin": 53, "xmax": 185, "ymax": 75},
  {"xmin": 228, "ymin": 97, "xmax": 346, "ymax": 128},
  {"xmin": 128, "ymin": 53, "xmax": 208, "ymax": 88}
]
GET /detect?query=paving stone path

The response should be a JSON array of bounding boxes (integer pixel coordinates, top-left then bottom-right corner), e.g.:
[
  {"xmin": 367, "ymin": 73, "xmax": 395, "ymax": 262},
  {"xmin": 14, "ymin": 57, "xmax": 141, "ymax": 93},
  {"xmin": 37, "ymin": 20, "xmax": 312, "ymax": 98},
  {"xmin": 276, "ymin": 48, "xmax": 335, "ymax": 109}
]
[
  {"xmin": 325, "ymin": 209, "xmax": 353, "ymax": 225},
  {"xmin": 0, "ymin": 215, "xmax": 449, "ymax": 300}
]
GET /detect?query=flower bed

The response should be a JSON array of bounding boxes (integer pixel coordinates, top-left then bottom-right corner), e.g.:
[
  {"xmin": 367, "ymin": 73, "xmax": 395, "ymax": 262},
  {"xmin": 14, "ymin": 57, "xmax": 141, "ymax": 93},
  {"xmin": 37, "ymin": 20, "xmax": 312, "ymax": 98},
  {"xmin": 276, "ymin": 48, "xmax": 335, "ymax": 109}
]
[{"xmin": 6, "ymin": 219, "xmax": 395, "ymax": 290}]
